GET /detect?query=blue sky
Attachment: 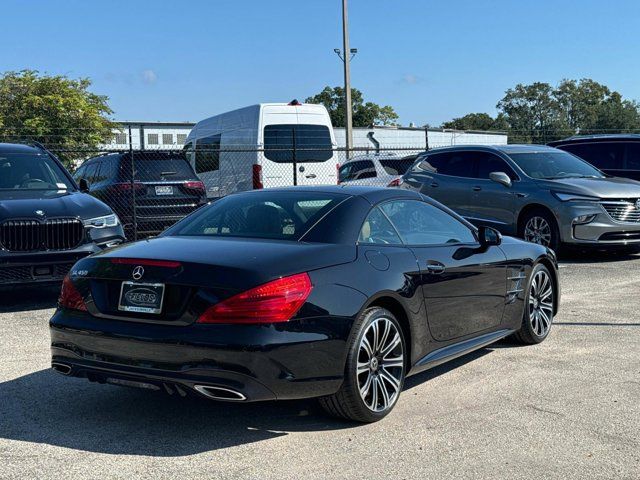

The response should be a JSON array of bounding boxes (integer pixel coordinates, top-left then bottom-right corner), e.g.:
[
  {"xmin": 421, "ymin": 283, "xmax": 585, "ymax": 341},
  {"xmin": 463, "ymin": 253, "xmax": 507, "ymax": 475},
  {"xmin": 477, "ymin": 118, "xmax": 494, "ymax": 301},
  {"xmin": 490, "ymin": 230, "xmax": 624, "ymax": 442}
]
[{"xmin": 2, "ymin": 0, "xmax": 640, "ymax": 126}]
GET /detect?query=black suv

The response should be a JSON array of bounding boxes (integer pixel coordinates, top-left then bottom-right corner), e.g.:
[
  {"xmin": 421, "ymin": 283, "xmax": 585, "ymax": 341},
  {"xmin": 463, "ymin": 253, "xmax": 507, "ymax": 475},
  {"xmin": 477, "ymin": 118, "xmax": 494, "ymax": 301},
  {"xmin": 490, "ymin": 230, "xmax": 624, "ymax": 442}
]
[
  {"xmin": 549, "ymin": 134, "xmax": 640, "ymax": 181},
  {"xmin": 0, "ymin": 143, "xmax": 125, "ymax": 286},
  {"xmin": 74, "ymin": 151, "xmax": 207, "ymax": 238}
]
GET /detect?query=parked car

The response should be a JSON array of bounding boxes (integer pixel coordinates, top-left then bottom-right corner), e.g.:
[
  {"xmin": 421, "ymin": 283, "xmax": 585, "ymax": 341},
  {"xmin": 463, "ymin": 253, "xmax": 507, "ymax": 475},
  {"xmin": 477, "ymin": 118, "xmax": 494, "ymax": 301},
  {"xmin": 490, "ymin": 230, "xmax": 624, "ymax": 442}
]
[
  {"xmin": 338, "ymin": 153, "xmax": 418, "ymax": 187},
  {"xmin": 549, "ymin": 134, "xmax": 640, "ymax": 181},
  {"xmin": 51, "ymin": 186, "xmax": 559, "ymax": 423},
  {"xmin": 74, "ymin": 151, "xmax": 207, "ymax": 239},
  {"xmin": 0, "ymin": 143, "xmax": 124, "ymax": 286},
  {"xmin": 184, "ymin": 100, "xmax": 337, "ymax": 197},
  {"xmin": 399, "ymin": 145, "xmax": 640, "ymax": 251}
]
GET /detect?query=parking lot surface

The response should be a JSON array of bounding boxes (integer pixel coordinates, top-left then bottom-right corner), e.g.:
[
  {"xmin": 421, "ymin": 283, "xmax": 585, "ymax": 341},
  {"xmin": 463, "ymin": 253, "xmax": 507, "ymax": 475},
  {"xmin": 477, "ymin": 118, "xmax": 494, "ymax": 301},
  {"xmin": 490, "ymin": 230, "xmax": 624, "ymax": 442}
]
[{"xmin": 0, "ymin": 251, "xmax": 638, "ymax": 480}]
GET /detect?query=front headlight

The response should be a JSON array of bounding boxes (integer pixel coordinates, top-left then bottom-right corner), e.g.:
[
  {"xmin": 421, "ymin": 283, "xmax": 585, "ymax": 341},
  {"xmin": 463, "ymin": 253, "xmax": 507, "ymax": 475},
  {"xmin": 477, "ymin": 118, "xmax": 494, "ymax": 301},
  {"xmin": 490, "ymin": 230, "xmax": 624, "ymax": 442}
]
[
  {"xmin": 83, "ymin": 214, "xmax": 120, "ymax": 228},
  {"xmin": 551, "ymin": 191, "xmax": 600, "ymax": 202}
]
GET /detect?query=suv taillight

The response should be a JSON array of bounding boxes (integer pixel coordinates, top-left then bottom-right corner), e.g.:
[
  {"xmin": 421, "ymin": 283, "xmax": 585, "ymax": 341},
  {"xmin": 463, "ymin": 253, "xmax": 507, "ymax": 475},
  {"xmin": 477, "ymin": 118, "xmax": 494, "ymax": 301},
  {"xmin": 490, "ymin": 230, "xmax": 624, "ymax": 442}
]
[
  {"xmin": 252, "ymin": 164, "xmax": 263, "ymax": 189},
  {"xmin": 184, "ymin": 181, "xmax": 205, "ymax": 193},
  {"xmin": 387, "ymin": 178, "xmax": 403, "ymax": 187},
  {"xmin": 197, "ymin": 273, "xmax": 312, "ymax": 324},
  {"xmin": 59, "ymin": 275, "xmax": 87, "ymax": 311}
]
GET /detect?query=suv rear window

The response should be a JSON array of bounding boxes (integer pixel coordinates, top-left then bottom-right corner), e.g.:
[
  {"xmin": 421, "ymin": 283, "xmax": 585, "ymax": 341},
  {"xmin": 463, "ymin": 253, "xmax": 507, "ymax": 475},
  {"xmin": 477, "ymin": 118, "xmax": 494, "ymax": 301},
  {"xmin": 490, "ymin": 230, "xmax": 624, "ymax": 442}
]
[
  {"xmin": 124, "ymin": 154, "xmax": 197, "ymax": 181},
  {"xmin": 380, "ymin": 157, "xmax": 415, "ymax": 175},
  {"xmin": 264, "ymin": 124, "xmax": 333, "ymax": 163},
  {"xmin": 168, "ymin": 191, "xmax": 346, "ymax": 240}
]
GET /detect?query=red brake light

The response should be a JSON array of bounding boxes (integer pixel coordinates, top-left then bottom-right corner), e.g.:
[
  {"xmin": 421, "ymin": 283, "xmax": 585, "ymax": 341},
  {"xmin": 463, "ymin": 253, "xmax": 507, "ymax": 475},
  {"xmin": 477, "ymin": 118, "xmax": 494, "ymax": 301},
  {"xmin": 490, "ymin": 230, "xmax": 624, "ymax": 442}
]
[
  {"xmin": 184, "ymin": 181, "xmax": 205, "ymax": 192},
  {"xmin": 336, "ymin": 163, "xmax": 341, "ymax": 184},
  {"xmin": 110, "ymin": 258, "xmax": 182, "ymax": 268},
  {"xmin": 59, "ymin": 275, "xmax": 87, "ymax": 311},
  {"xmin": 252, "ymin": 164, "xmax": 263, "ymax": 189},
  {"xmin": 197, "ymin": 272, "xmax": 313, "ymax": 324},
  {"xmin": 387, "ymin": 178, "xmax": 403, "ymax": 187}
]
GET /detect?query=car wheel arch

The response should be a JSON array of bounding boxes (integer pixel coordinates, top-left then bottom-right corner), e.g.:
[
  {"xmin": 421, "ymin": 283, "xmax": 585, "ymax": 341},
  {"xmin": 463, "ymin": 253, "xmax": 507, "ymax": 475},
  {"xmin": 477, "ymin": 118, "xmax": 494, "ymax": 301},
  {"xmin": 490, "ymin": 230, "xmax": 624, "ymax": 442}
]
[
  {"xmin": 517, "ymin": 203, "xmax": 559, "ymax": 233},
  {"xmin": 357, "ymin": 293, "xmax": 413, "ymax": 371}
]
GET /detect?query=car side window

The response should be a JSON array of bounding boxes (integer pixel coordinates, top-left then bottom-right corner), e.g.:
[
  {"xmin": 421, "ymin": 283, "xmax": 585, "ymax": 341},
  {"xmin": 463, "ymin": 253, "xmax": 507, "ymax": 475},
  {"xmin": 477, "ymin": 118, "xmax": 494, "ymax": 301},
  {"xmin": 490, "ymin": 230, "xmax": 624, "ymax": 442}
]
[
  {"xmin": 415, "ymin": 152, "xmax": 474, "ymax": 178},
  {"xmin": 83, "ymin": 162, "xmax": 98, "ymax": 183},
  {"xmin": 475, "ymin": 152, "xmax": 518, "ymax": 180},
  {"xmin": 358, "ymin": 207, "xmax": 402, "ymax": 245},
  {"xmin": 73, "ymin": 165, "xmax": 85, "ymax": 182},
  {"xmin": 340, "ymin": 161, "xmax": 376, "ymax": 181},
  {"xmin": 380, "ymin": 200, "xmax": 477, "ymax": 246},
  {"xmin": 561, "ymin": 143, "xmax": 624, "ymax": 170}
]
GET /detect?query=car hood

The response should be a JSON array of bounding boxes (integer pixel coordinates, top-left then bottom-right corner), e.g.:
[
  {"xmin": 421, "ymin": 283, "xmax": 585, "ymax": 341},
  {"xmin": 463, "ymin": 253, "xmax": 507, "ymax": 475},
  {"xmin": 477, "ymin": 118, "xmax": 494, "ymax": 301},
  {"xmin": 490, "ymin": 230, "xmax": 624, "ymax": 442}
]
[
  {"xmin": 537, "ymin": 176, "xmax": 640, "ymax": 198},
  {"xmin": 0, "ymin": 190, "xmax": 113, "ymax": 220}
]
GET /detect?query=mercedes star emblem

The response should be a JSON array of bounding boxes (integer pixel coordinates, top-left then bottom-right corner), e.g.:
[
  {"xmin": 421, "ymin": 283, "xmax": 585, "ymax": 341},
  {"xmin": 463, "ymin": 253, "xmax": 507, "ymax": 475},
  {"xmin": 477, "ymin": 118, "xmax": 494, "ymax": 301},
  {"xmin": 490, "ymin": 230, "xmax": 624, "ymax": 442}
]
[
  {"xmin": 35, "ymin": 210, "xmax": 45, "ymax": 216},
  {"xmin": 132, "ymin": 266, "xmax": 144, "ymax": 281}
]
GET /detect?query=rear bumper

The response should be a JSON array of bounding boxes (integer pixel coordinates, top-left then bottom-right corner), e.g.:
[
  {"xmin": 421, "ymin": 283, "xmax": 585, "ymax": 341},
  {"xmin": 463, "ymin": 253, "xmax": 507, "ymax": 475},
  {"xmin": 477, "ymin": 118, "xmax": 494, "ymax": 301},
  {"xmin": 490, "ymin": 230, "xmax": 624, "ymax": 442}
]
[{"xmin": 50, "ymin": 309, "xmax": 349, "ymax": 402}]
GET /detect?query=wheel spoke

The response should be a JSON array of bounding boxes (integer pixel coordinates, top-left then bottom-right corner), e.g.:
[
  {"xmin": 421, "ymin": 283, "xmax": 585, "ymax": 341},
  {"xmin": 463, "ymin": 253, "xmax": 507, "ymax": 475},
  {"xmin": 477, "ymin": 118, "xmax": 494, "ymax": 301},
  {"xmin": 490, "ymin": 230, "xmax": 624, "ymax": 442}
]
[
  {"xmin": 382, "ymin": 355, "xmax": 403, "ymax": 369},
  {"xmin": 380, "ymin": 333, "xmax": 400, "ymax": 358},
  {"xmin": 370, "ymin": 377, "xmax": 379, "ymax": 410},
  {"xmin": 361, "ymin": 336, "xmax": 373, "ymax": 358},
  {"xmin": 377, "ymin": 320, "xmax": 391, "ymax": 352},
  {"xmin": 360, "ymin": 372, "xmax": 373, "ymax": 399},
  {"xmin": 370, "ymin": 321, "xmax": 379, "ymax": 355},
  {"xmin": 357, "ymin": 361, "xmax": 370, "ymax": 375},
  {"xmin": 378, "ymin": 376, "xmax": 390, "ymax": 410},
  {"xmin": 379, "ymin": 367, "xmax": 401, "ymax": 394}
]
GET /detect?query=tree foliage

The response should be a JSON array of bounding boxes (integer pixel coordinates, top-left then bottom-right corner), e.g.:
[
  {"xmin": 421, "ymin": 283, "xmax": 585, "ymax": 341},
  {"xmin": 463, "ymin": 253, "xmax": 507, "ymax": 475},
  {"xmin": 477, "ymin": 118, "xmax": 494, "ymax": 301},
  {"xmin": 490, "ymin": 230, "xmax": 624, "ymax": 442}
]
[
  {"xmin": 0, "ymin": 70, "xmax": 115, "ymax": 166},
  {"xmin": 305, "ymin": 86, "xmax": 399, "ymax": 128},
  {"xmin": 441, "ymin": 78, "xmax": 640, "ymax": 143}
]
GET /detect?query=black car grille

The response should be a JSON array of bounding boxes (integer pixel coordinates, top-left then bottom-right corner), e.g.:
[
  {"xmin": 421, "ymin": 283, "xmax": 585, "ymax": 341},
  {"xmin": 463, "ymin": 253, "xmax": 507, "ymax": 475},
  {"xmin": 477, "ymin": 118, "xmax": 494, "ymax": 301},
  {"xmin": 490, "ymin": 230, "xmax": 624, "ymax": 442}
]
[
  {"xmin": 0, "ymin": 218, "xmax": 85, "ymax": 252},
  {"xmin": 0, "ymin": 262, "xmax": 74, "ymax": 284},
  {"xmin": 601, "ymin": 200, "xmax": 640, "ymax": 223}
]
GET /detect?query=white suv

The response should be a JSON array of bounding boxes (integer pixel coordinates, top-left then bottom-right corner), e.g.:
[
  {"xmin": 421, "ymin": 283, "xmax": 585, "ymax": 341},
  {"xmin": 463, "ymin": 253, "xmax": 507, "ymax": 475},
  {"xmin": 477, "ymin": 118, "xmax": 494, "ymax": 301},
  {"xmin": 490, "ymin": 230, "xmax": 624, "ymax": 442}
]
[{"xmin": 338, "ymin": 153, "xmax": 418, "ymax": 187}]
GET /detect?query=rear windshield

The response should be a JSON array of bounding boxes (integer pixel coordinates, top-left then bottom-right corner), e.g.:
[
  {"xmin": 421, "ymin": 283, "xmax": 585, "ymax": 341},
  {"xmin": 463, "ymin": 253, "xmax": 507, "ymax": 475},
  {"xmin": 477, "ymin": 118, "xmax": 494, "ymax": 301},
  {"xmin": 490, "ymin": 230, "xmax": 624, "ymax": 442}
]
[
  {"xmin": 380, "ymin": 157, "xmax": 416, "ymax": 175},
  {"xmin": 129, "ymin": 156, "xmax": 197, "ymax": 182},
  {"xmin": 263, "ymin": 124, "xmax": 333, "ymax": 163},
  {"xmin": 508, "ymin": 151, "xmax": 604, "ymax": 180},
  {"xmin": 167, "ymin": 191, "xmax": 346, "ymax": 240},
  {"xmin": 0, "ymin": 153, "xmax": 74, "ymax": 191}
]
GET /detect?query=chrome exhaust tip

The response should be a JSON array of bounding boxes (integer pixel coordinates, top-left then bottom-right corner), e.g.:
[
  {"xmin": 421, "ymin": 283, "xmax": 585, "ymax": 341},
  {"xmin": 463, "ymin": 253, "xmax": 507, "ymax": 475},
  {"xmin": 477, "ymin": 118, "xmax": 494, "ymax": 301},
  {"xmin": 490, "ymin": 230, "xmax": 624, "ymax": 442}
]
[
  {"xmin": 51, "ymin": 362, "xmax": 72, "ymax": 375},
  {"xmin": 194, "ymin": 385, "xmax": 246, "ymax": 402}
]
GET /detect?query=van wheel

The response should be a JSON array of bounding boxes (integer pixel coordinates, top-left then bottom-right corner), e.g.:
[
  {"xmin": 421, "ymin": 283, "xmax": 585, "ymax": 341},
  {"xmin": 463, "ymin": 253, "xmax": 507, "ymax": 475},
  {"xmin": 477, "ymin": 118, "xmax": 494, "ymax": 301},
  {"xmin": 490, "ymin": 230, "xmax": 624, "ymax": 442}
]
[
  {"xmin": 519, "ymin": 208, "xmax": 560, "ymax": 252},
  {"xmin": 319, "ymin": 307, "xmax": 406, "ymax": 423}
]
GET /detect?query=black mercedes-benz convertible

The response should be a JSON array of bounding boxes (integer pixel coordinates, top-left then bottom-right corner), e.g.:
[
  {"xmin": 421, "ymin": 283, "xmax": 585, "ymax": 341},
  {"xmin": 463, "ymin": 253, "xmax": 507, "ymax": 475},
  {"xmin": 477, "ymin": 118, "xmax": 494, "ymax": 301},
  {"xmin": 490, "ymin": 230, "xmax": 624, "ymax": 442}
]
[{"xmin": 50, "ymin": 186, "xmax": 559, "ymax": 422}]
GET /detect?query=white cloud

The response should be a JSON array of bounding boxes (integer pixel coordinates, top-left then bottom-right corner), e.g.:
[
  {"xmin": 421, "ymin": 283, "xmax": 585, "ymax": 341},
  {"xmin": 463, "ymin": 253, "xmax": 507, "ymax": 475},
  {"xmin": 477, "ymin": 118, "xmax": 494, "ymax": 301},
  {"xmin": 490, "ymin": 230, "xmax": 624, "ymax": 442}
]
[
  {"xmin": 142, "ymin": 69, "xmax": 158, "ymax": 84},
  {"xmin": 401, "ymin": 74, "xmax": 423, "ymax": 85}
]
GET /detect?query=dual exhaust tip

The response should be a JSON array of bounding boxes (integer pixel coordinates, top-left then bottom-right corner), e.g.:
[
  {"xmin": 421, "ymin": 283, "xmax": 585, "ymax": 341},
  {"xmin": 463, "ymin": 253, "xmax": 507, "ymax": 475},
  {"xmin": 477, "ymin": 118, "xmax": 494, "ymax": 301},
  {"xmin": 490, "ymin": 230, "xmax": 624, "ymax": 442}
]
[{"xmin": 51, "ymin": 363, "xmax": 246, "ymax": 402}]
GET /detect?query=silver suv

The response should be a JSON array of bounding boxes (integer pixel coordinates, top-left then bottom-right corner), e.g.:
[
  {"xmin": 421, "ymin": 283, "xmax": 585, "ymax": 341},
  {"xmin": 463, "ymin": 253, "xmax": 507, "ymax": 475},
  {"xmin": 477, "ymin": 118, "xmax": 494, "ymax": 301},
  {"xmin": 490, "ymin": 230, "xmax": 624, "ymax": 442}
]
[{"xmin": 400, "ymin": 144, "xmax": 640, "ymax": 251}]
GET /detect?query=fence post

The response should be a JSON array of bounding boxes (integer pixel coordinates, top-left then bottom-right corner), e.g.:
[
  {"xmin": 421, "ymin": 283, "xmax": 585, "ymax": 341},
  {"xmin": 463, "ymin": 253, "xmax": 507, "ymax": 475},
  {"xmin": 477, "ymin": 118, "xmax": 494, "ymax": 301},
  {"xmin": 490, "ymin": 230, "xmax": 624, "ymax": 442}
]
[
  {"xmin": 128, "ymin": 125, "xmax": 137, "ymax": 241},
  {"xmin": 425, "ymin": 127, "xmax": 429, "ymax": 151},
  {"xmin": 292, "ymin": 126, "xmax": 298, "ymax": 186}
]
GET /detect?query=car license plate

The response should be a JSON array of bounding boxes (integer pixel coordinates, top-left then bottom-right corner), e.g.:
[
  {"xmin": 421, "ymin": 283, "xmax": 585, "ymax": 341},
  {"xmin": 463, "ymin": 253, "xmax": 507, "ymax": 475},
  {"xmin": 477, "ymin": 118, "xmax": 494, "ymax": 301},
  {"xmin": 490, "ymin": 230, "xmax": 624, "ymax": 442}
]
[
  {"xmin": 155, "ymin": 185, "xmax": 174, "ymax": 196},
  {"xmin": 118, "ymin": 281, "xmax": 165, "ymax": 314}
]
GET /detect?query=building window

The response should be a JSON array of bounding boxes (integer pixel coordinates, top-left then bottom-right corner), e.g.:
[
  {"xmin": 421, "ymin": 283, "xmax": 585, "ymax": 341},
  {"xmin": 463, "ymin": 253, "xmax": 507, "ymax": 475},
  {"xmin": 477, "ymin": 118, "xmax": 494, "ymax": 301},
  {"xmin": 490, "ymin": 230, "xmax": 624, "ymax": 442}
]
[
  {"xmin": 147, "ymin": 133, "xmax": 159, "ymax": 145},
  {"xmin": 176, "ymin": 134, "xmax": 187, "ymax": 144},
  {"xmin": 113, "ymin": 133, "xmax": 127, "ymax": 144},
  {"xmin": 162, "ymin": 133, "xmax": 174, "ymax": 145}
]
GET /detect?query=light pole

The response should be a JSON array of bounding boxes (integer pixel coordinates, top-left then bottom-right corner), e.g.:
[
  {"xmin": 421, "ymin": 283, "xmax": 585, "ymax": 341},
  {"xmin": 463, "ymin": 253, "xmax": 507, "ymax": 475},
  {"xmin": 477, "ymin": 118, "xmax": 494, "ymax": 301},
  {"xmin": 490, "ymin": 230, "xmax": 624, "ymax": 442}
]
[{"xmin": 334, "ymin": 0, "xmax": 355, "ymax": 155}]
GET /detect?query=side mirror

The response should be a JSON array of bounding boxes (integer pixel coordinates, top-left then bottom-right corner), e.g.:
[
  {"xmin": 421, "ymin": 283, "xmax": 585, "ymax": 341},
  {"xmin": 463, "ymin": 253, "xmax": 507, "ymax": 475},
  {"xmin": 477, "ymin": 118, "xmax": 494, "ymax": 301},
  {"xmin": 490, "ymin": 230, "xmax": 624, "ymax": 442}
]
[
  {"xmin": 479, "ymin": 225, "xmax": 502, "ymax": 247},
  {"xmin": 78, "ymin": 178, "xmax": 90, "ymax": 192},
  {"xmin": 489, "ymin": 171, "xmax": 512, "ymax": 188}
]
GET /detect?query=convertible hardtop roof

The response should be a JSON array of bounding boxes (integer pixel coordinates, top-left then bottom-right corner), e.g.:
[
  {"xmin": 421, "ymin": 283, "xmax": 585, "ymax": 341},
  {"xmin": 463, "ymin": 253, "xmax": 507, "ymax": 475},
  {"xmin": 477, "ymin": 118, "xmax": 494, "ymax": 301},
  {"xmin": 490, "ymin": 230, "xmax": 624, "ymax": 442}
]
[{"xmin": 243, "ymin": 184, "xmax": 423, "ymax": 204}]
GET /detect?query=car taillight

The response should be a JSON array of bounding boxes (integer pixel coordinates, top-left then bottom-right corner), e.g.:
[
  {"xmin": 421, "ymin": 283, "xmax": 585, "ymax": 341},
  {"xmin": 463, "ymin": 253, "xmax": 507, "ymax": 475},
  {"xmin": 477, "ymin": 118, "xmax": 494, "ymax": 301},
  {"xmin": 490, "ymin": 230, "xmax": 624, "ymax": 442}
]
[
  {"xmin": 184, "ymin": 181, "xmax": 205, "ymax": 193},
  {"xmin": 336, "ymin": 163, "xmax": 341, "ymax": 184},
  {"xmin": 387, "ymin": 178, "xmax": 403, "ymax": 187},
  {"xmin": 252, "ymin": 164, "xmax": 263, "ymax": 189},
  {"xmin": 197, "ymin": 272, "xmax": 313, "ymax": 324},
  {"xmin": 59, "ymin": 275, "xmax": 87, "ymax": 311}
]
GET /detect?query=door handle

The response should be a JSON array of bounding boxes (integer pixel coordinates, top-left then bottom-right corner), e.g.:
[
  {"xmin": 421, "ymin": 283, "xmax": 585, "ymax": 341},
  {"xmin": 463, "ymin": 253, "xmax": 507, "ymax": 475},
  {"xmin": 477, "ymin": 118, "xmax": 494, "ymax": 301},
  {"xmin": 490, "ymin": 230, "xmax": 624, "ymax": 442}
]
[
  {"xmin": 426, "ymin": 260, "xmax": 446, "ymax": 274},
  {"xmin": 430, "ymin": 182, "xmax": 439, "ymax": 188},
  {"xmin": 472, "ymin": 186, "xmax": 482, "ymax": 191},
  {"xmin": 510, "ymin": 192, "xmax": 527, "ymax": 198},
  {"xmin": 305, "ymin": 174, "xmax": 317, "ymax": 179}
]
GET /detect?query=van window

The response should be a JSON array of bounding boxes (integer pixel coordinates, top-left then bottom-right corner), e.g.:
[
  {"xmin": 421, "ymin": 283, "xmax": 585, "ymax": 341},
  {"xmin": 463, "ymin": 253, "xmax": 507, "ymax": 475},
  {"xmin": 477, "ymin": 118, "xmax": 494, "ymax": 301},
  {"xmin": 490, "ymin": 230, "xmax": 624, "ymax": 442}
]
[
  {"xmin": 195, "ymin": 134, "xmax": 221, "ymax": 173},
  {"xmin": 561, "ymin": 143, "xmax": 624, "ymax": 170},
  {"xmin": 263, "ymin": 124, "xmax": 333, "ymax": 163}
]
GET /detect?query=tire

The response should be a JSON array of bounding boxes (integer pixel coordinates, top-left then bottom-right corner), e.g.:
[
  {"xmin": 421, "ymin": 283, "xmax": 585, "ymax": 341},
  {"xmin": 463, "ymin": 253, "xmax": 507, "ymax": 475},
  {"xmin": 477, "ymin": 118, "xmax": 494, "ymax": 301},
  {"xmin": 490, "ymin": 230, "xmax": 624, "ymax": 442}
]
[
  {"xmin": 319, "ymin": 307, "xmax": 406, "ymax": 423},
  {"xmin": 514, "ymin": 263, "xmax": 555, "ymax": 345},
  {"xmin": 519, "ymin": 208, "xmax": 560, "ymax": 253}
]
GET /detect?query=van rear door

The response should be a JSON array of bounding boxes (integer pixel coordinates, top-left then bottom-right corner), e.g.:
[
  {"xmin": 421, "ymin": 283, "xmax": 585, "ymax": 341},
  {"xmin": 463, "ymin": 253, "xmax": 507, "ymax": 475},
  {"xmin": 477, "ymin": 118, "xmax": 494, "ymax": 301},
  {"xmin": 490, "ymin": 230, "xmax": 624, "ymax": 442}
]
[{"xmin": 261, "ymin": 105, "xmax": 336, "ymax": 187}]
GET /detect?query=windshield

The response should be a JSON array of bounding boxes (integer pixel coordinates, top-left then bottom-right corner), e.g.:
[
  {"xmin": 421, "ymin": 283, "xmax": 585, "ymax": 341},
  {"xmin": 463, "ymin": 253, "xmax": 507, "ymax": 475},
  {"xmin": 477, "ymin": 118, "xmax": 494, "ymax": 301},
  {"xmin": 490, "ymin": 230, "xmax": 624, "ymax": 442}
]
[
  {"xmin": 508, "ymin": 151, "xmax": 604, "ymax": 180},
  {"xmin": 167, "ymin": 191, "xmax": 346, "ymax": 240},
  {"xmin": 0, "ymin": 153, "xmax": 74, "ymax": 190}
]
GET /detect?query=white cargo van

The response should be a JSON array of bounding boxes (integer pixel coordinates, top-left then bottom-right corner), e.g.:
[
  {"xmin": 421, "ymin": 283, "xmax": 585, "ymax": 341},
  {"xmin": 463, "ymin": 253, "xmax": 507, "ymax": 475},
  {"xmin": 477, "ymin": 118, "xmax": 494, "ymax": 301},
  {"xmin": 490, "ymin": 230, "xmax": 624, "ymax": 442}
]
[{"xmin": 184, "ymin": 101, "xmax": 337, "ymax": 198}]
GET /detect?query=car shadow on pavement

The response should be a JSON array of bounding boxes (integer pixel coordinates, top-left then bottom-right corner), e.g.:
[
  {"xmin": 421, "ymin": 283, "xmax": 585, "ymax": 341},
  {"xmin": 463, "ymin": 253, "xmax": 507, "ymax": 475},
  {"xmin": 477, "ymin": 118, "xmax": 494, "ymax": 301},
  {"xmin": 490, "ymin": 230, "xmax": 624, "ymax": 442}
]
[
  {"xmin": 559, "ymin": 248, "xmax": 639, "ymax": 264},
  {"xmin": 0, "ymin": 349, "xmax": 497, "ymax": 456},
  {"xmin": 0, "ymin": 284, "xmax": 60, "ymax": 313}
]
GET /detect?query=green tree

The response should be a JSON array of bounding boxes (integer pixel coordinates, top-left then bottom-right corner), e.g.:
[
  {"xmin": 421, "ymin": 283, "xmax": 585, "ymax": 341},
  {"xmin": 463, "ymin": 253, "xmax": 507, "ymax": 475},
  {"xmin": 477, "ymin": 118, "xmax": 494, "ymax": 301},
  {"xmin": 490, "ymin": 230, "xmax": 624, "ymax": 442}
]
[
  {"xmin": 497, "ymin": 82, "xmax": 564, "ymax": 143},
  {"xmin": 305, "ymin": 86, "xmax": 399, "ymax": 127},
  {"xmin": 441, "ymin": 112, "xmax": 508, "ymax": 131},
  {"xmin": 0, "ymin": 70, "xmax": 115, "ymax": 167}
]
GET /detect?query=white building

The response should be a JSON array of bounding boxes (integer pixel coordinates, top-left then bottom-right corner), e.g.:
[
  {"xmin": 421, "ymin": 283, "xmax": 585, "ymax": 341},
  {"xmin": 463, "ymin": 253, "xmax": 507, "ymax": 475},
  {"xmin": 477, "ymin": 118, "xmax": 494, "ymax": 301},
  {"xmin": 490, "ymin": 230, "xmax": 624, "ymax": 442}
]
[{"xmin": 103, "ymin": 122, "xmax": 508, "ymax": 152}]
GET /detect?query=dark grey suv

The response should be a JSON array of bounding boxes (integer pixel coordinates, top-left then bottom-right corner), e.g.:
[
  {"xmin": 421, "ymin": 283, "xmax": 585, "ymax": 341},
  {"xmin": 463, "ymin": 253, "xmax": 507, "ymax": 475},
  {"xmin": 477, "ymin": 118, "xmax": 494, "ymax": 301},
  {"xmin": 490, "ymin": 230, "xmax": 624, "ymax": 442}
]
[{"xmin": 400, "ymin": 144, "xmax": 640, "ymax": 251}]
